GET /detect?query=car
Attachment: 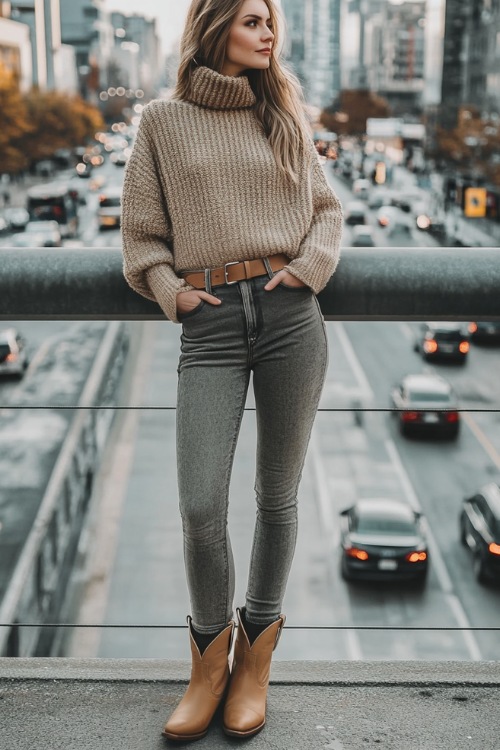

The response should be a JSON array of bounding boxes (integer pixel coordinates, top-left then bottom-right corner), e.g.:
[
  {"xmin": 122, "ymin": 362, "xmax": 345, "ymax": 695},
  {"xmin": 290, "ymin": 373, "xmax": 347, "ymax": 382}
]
[
  {"xmin": 340, "ymin": 498, "xmax": 429, "ymax": 585},
  {"xmin": 3, "ymin": 207, "xmax": 30, "ymax": 231},
  {"xmin": 97, "ymin": 186, "xmax": 122, "ymax": 229},
  {"xmin": 414, "ymin": 322, "xmax": 470, "ymax": 363},
  {"xmin": 368, "ymin": 188, "xmax": 396, "ymax": 210},
  {"xmin": 352, "ymin": 178, "xmax": 371, "ymax": 200},
  {"xmin": 345, "ymin": 201, "xmax": 368, "ymax": 226},
  {"xmin": 390, "ymin": 373, "xmax": 460, "ymax": 439},
  {"xmin": 468, "ymin": 321, "xmax": 500, "ymax": 344},
  {"xmin": 12, "ymin": 220, "xmax": 62, "ymax": 248},
  {"xmin": 460, "ymin": 483, "xmax": 500, "ymax": 584},
  {"xmin": 0, "ymin": 328, "xmax": 29, "ymax": 379},
  {"xmin": 0, "ymin": 215, "xmax": 8, "ymax": 234},
  {"xmin": 110, "ymin": 150, "xmax": 128, "ymax": 166},
  {"xmin": 351, "ymin": 225, "xmax": 376, "ymax": 247},
  {"xmin": 376, "ymin": 205, "xmax": 412, "ymax": 233}
]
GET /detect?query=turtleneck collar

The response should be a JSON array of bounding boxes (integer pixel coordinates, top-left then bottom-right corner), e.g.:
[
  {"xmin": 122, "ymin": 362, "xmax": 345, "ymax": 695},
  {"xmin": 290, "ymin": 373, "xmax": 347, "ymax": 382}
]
[{"xmin": 188, "ymin": 65, "xmax": 256, "ymax": 111}]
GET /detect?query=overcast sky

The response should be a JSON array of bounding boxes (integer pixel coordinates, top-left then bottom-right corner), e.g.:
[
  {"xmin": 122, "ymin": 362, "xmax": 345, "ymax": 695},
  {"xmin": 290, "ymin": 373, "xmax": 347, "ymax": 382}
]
[{"xmin": 107, "ymin": 1, "xmax": 192, "ymax": 55}]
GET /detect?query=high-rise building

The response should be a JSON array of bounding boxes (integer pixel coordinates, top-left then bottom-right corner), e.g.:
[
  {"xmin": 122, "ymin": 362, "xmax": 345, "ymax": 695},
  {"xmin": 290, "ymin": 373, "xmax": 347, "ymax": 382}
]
[
  {"xmin": 440, "ymin": 0, "xmax": 500, "ymax": 129},
  {"xmin": 110, "ymin": 12, "xmax": 161, "ymax": 94},
  {"xmin": 365, "ymin": 0, "xmax": 426, "ymax": 115},
  {"xmin": 282, "ymin": 0, "xmax": 341, "ymax": 109},
  {"xmin": 280, "ymin": 0, "xmax": 307, "ymax": 86},
  {"xmin": 10, "ymin": 0, "xmax": 61, "ymax": 88},
  {"xmin": 59, "ymin": 0, "xmax": 114, "ymax": 95}
]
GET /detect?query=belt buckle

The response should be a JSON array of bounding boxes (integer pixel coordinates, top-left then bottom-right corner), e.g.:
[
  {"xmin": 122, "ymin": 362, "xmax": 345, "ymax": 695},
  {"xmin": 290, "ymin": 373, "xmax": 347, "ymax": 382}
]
[{"xmin": 224, "ymin": 261, "xmax": 240, "ymax": 285}]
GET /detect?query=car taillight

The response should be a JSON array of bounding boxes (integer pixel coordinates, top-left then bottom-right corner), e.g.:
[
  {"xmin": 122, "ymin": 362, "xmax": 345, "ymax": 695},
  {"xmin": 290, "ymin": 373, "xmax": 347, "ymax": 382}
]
[
  {"xmin": 488, "ymin": 543, "xmax": 500, "ymax": 556},
  {"xmin": 459, "ymin": 341, "xmax": 469, "ymax": 354},
  {"xmin": 423, "ymin": 339, "xmax": 438, "ymax": 353},
  {"xmin": 406, "ymin": 551, "xmax": 427, "ymax": 563},
  {"xmin": 5, "ymin": 353, "xmax": 17, "ymax": 363},
  {"xmin": 402, "ymin": 411, "xmax": 419, "ymax": 422},
  {"xmin": 468, "ymin": 323, "xmax": 477, "ymax": 334},
  {"xmin": 445, "ymin": 411, "xmax": 459, "ymax": 423},
  {"xmin": 345, "ymin": 547, "xmax": 369, "ymax": 561}
]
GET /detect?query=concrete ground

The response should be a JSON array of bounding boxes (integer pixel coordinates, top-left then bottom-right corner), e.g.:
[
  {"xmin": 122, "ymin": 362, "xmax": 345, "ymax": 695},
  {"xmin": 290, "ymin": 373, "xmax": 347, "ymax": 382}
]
[{"xmin": 0, "ymin": 659, "xmax": 499, "ymax": 750}]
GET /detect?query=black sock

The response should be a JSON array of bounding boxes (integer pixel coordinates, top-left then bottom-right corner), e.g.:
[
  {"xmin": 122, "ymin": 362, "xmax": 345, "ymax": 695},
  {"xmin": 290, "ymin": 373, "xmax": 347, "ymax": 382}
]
[
  {"xmin": 241, "ymin": 608, "xmax": 275, "ymax": 646},
  {"xmin": 191, "ymin": 625, "xmax": 224, "ymax": 656}
]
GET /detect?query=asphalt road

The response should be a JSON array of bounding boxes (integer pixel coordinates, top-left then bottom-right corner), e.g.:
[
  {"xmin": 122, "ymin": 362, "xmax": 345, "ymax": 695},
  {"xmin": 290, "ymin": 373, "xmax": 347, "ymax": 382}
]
[{"xmin": 59, "ymin": 315, "xmax": 500, "ymax": 663}]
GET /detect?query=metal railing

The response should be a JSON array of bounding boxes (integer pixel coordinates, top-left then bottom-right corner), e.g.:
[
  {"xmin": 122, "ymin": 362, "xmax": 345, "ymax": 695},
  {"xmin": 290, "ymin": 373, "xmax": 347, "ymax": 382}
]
[{"xmin": 1, "ymin": 246, "xmax": 499, "ymax": 321}]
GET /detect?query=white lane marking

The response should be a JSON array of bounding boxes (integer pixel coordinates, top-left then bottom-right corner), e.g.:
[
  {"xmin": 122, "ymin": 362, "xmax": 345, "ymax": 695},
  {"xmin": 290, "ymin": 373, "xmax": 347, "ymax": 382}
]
[
  {"xmin": 334, "ymin": 323, "xmax": 374, "ymax": 403},
  {"xmin": 384, "ymin": 438, "xmax": 482, "ymax": 661},
  {"xmin": 308, "ymin": 429, "xmax": 363, "ymax": 661},
  {"xmin": 462, "ymin": 412, "xmax": 500, "ymax": 470}
]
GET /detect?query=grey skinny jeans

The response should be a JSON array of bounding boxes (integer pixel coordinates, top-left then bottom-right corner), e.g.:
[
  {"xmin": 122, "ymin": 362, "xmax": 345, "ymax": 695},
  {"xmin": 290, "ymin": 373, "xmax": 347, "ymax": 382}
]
[{"xmin": 176, "ymin": 273, "xmax": 328, "ymax": 634}]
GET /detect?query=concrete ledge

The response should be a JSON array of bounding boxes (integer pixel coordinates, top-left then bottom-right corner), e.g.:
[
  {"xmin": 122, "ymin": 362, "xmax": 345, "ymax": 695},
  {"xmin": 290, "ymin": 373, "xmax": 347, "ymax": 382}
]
[
  {"xmin": 1, "ymin": 658, "xmax": 499, "ymax": 685},
  {"xmin": 0, "ymin": 660, "xmax": 499, "ymax": 749}
]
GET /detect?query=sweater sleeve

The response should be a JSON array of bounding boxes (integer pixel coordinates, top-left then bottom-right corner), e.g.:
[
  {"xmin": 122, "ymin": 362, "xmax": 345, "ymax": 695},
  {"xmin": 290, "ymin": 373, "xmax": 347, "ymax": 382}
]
[
  {"xmin": 284, "ymin": 146, "xmax": 343, "ymax": 293},
  {"xmin": 121, "ymin": 104, "xmax": 194, "ymax": 323}
]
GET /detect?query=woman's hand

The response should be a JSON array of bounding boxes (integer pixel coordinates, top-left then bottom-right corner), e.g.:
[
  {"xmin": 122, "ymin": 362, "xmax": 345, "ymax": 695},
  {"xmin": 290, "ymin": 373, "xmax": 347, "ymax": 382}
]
[
  {"xmin": 264, "ymin": 270, "xmax": 308, "ymax": 291},
  {"xmin": 176, "ymin": 290, "xmax": 221, "ymax": 315}
]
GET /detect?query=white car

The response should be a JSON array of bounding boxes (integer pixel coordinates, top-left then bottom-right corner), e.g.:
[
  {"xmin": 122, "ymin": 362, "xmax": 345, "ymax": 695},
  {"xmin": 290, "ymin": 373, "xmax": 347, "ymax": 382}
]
[
  {"xmin": 12, "ymin": 220, "xmax": 62, "ymax": 247},
  {"xmin": 376, "ymin": 205, "xmax": 412, "ymax": 233},
  {"xmin": 97, "ymin": 186, "xmax": 122, "ymax": 229},
  {"xmin": 351, "ymin": 225, "xmax": 376, "ymax": 247}
]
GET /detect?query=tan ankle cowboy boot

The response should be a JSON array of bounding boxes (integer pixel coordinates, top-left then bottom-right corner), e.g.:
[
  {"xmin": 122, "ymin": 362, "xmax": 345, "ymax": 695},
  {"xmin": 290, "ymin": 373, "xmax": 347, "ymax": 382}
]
[
  {"xmin": 223, "ymin": 608, "xmax": 285, "ymax": 737},
  {"xmin": 162, "ymin": 618, "xmax": 235, "ymax": 742}
]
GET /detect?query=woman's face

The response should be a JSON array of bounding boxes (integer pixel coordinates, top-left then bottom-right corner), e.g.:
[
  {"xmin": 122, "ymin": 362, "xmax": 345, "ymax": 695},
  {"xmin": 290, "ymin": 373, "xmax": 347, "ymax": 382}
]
[{"xmin": 221, "ymin": 0, "xmax": 275, "ymax": 77}]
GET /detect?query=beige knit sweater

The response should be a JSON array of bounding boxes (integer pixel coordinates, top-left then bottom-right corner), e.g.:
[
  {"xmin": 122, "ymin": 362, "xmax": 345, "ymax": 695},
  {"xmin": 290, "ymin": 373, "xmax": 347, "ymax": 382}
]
[{"xmin": 121, "ymin": 65, "xmax": 343, "ymax": 323}]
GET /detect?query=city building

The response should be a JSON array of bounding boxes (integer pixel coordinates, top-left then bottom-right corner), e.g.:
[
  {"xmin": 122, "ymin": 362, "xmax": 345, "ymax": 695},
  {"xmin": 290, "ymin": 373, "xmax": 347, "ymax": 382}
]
[
  {"xmin": 110, "ymin": 12, "xmax": 161, "ymax": 95},
  {"xmin": 9, "ymin": 0, "xmax": 62, "ymax": 88},
  {"xmin": 364, "ymin": 0, "xmax": 426, "ymax": 115},
  {"xmin": 282, "ymin": 0, "xmax": 341, "ymax": 109},
  {"xmin": 0, "ymin": 6, "xmax": 32, "ymax": 90},
  {"xmin": 59, "ymin": 0, "xmax": 114, "ymax": 97},
  {"xmin": 440, "ymin": 0, "xmax": 500, "ymax": 129},
  {"xmin": 280, "ymin": 0, "xmax": 307, "ymax": 87}
]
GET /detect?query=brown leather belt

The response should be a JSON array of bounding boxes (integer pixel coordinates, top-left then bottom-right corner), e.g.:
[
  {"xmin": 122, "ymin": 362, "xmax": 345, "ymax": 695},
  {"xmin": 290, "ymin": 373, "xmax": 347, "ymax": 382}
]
[{"xmin": 180, "ymin": 253, "xmax": 289, "ymax": 290}]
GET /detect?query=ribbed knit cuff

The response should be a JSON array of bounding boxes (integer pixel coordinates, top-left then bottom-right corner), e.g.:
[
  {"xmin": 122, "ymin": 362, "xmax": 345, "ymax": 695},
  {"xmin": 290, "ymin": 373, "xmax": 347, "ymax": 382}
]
[
  {"xmin": 285, "ymin": 253, "xmax": 337, "ymax": 295},
  {"xmin": 146, "ymin": 264, "xmax": 195, "ymax": 323}
]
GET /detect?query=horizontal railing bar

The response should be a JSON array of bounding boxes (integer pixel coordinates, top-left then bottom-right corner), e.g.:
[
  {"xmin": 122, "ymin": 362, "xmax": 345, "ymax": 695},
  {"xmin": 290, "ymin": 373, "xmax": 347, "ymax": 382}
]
[
  {"xmin": 1, "ymin": 247, "xmax": 500, "ymax": 321},
  {"xmin": 1, "ymin": 623, "xmax": 499, "ymax": 631},
  {"xmin": 1, "ymin": 406, "xmax": 499, "ymax": 413}
]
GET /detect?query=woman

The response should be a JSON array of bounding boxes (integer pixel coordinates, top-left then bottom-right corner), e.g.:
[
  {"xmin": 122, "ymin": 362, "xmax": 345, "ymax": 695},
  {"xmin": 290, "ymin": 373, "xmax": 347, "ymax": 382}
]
[{"xmin": 121, "ymin": 0, "xmax": 343, "ymax": 741}]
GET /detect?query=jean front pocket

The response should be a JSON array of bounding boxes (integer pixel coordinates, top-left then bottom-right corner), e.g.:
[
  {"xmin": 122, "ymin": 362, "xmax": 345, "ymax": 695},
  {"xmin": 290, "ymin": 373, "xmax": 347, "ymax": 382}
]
[
  {"xmin": 277, "ymin": 281, "xmax": 311, "ymax": 292},
  {"xmin": 178, "ymin": 300, "xmax": 206, "ymax": 321}
]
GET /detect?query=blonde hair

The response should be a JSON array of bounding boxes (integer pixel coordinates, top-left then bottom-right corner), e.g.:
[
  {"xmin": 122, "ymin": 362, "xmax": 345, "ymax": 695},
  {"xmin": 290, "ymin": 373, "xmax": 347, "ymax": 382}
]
[{"xmin": 174, "ymin": 0, "xmax": 311, "ymax": 183}]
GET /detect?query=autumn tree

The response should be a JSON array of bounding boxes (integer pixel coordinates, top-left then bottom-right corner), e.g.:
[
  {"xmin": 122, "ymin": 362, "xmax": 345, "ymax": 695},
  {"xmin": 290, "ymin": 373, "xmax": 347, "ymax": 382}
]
[
  {"xmin": 320, "ymin": 89, "xmax": 391, "ymax": 137},
  {"xmin": 433, "ymin": 106, "xmax": 500, "ymax": 187},
  {"xmin": 0, "ymin": 63, "xmax": 33, "ymax": 173},
  {"xmin": 20, "ymin": 89, "xmax": 105, "ymax": 164}
]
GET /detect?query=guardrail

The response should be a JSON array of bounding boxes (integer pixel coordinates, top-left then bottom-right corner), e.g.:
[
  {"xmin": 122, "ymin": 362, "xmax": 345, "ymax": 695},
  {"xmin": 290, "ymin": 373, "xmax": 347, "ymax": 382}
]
[
  {"xmin": 1, "ymin": 246, "xmax": 499, "ymax": 321},
  {"xmin": 0, "ymin": 322, "xmax": 128, "ymax": 656},
  {"xmin": 1, "ymin": 244, "xmax": 499, "ymax": 656}
]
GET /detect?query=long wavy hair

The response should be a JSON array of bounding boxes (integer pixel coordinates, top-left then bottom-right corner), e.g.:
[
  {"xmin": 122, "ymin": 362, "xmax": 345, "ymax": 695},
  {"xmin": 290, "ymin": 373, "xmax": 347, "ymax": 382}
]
[{"xmin": 173, "ymin": 0, "xmax": 311, "ymax": 183}]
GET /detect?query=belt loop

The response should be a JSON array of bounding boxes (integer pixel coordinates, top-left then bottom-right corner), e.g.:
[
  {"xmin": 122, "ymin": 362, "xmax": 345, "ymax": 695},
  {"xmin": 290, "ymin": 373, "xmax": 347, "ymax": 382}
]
[
  {"xmin": 263, "ymin": 256, "xmax": 274, "ymax": 279},
  {"xmin": 204, "ymin": 268, "xmax": 213, "ymax": 295}
]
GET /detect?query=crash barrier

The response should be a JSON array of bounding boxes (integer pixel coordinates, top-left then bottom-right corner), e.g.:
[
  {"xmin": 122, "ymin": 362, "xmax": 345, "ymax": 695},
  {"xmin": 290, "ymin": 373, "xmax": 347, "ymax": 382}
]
[
  {"xmin": 0, "ymin": 322, "xmax": 128, "ymax": 656},
  {"xmin": 0, "ymin": 246, "xmax": 499, "ymax": 321}
]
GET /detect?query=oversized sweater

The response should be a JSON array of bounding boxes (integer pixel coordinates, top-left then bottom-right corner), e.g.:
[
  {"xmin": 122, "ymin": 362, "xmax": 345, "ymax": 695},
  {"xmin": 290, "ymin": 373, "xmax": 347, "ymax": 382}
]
[{"xmin": 121, "ymin": 65, "xmax": 343, "ymax": 323}]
